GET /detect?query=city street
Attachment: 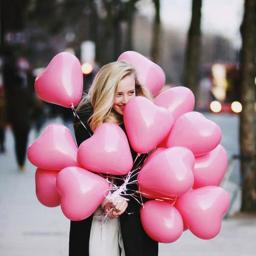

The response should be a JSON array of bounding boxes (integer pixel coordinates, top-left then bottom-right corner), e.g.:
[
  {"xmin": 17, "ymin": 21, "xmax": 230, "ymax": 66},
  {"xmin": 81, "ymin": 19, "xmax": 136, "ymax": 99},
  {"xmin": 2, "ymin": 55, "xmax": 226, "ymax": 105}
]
[{"xmin": 0, "ymin": 114, "xmax": 256, "ymax": 256}]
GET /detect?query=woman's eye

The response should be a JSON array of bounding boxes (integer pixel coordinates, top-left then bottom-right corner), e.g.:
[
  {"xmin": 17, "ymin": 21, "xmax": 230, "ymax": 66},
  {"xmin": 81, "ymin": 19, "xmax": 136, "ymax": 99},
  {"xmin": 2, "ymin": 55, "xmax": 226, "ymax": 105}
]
[{"xmin": 128, "ymin": 91, "xmax": 135, "ymax": 95}]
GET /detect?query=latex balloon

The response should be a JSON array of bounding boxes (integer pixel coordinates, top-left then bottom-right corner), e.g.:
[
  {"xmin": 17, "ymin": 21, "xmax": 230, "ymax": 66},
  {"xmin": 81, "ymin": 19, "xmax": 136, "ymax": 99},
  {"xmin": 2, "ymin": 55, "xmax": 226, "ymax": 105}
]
[
  {"xmin": 140, "ymin": 200, "xmax": 184, "ymax": 243},
  {"xmin": 35, "ymin": 168, "xmax": 60, "ymax": 207},
  {"xmin": 138, "ymin": 186, "xmax": 177, "ymax": 202},
  {"xmin": 143, "ymin": 147, "xmax": 165, "ymax": 166},
  {"xmin": 35, "ymin": 52, "xmax": 83, "ymax": 108},
  {"xmin": 154, "ymin": 86, "xmax": 195, "ymax": 120},
  {"xmin": 118, "ymin": 51, "xmax": 165, "ymax": 96},
  {"xmin": 77, "ymin": 123, "xmax": 133, "ymax": 175},
  {"xmin": 176, "ymin": 186, "xmax": 230, "ymax": 239},
  {"xmin": 28, "ymin": 124, "xmax": 78, "ymax": 170},
  {"xmin": 138, "ymin": 147, "xmax": 195, "ymax": 198},
  {"xmin": 124, "ymin": 96, "xmax": 174, "ymax": 153},
  {"xmin": 193, "ymin": 145, "xmax": 228, "ymax": 188},
  {"xmin": 167, "ymin": 112, "xmax": 222, "ymax": 156},
  {"xmin": 56, "ymin": 166, "xmax": 110, "ymax": 221}
]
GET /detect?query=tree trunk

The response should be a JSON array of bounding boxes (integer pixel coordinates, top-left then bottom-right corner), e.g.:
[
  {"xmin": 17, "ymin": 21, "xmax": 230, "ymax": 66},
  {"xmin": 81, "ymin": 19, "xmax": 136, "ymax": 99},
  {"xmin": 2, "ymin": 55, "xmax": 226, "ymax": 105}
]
[
  {"xmin": 0, "ymin": 0, "xmax": 5, "ymax": 48},
  {"xmin": 239, "ymin": 0, "xmax": 256, "ymax": 212},
  {"xmin": 100, "ymin": 0, "xmax": 114, "ymax": 64},
  {"xmin": 183, "ymin": 0, "xmax": 202, "ymax": 96},
  {"xmin": 125, "ymin": 0, "xmax": 136, "ymax": 50},
  {"xmin": 150, "ymin": 0, "xmax": 161, "ymax": 63},
  {"xmin": 113, "ymin": 10, "xmax": 122, "ymax": 60}
]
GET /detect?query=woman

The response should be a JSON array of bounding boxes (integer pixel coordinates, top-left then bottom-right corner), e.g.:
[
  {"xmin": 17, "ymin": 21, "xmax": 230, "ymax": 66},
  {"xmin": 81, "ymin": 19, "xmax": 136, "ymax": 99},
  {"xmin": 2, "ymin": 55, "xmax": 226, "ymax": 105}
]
[{"xmin": 70, "ymin": 61, "xmax": 158, "ymax": 256}]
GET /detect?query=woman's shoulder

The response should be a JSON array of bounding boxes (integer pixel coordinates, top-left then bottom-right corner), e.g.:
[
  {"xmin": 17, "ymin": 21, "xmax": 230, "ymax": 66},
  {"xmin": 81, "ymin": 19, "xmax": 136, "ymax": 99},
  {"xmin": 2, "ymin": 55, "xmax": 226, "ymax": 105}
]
[{"xmin": 74, "ymin": 102, "xmax": 93, "ymax": 127}]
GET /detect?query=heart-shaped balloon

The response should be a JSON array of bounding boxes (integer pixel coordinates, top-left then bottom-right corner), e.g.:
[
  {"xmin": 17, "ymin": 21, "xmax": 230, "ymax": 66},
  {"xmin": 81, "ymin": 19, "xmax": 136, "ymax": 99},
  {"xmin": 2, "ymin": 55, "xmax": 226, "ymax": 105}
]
[
  {"xmin": 193, "ymin": 145, "xmax": 228, "ymax": 188},
  {"xmin": 35, "ymin": 168, "xmax": 60, "ymax": 207},
  {"xmin": 77, "ymin": 123, "xmax": 133, "ymax": 175},
  {"xmin": 138, "ymin": 147, "xmax": 195, "ymax": 198},
  {"xmin": 154, "ymin": 86, "xmax": 195, "ymax": 120},
  {"xmin": 175, "ymin": 186, "xmax": 230, "ymax": 239},
  {"xmin": 35, "ymin": 52, "xmax": 83, "ymax": 108},
  {"xmin": 167, "ymin": 112, "xmax": 222, "ymax": 156},
  {"xmin": 143, "ymin": 147, "xmax": 166, "ymax": 166},
  {"xmin": 124, "ymin": 96, "xmax": 174, "ymax": 153},
  {"xmin": 56, "ymin": 166, "xmax": 110, "ymax": 221},
  {"xmin": 140, "ymin": 200, "xmax": 184, "ymax": 243},
  {"xmin": 118, "ymin": 51, "xmax": 165, "ymax": 96},
  {"xmin": 28, "ymin": 124, "xmax": 78, "ymax": 170}
]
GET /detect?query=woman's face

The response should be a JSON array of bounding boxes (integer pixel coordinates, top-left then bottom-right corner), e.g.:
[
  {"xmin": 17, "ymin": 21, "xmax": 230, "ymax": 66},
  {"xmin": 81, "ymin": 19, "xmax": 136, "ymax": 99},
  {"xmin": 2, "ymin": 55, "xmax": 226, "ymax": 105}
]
[{"xmin": 113, "ymin": 73, "xmax": 136, "ymax": 115}]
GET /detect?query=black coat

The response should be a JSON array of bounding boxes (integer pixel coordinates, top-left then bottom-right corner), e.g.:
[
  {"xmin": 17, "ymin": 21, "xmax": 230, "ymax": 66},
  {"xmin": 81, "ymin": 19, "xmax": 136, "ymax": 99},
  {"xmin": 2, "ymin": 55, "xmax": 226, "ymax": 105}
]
[{"xmin": 69, "ymin": 105, "xmax": 158, "ymax": 256}]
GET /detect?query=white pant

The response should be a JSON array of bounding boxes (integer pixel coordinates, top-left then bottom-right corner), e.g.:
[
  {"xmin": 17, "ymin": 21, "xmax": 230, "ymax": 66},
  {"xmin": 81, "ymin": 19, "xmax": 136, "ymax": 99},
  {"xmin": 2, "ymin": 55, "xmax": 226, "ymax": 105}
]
[{"xmin": 89, "ymin": 209, "xmax": 125, "ymax": 256}]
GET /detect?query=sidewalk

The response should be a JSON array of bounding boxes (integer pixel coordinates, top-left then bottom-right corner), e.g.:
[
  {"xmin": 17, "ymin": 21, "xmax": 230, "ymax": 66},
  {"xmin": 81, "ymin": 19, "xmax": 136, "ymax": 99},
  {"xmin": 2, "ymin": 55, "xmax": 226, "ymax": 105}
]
[{"xmin": 0, "ymin": 127, "xmax": 256, "ymax": 256}]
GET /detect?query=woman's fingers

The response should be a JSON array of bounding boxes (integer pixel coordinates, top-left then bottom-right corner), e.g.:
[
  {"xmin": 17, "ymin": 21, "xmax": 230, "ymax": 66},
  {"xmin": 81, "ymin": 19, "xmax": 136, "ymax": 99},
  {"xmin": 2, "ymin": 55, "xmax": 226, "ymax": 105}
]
[
  {"xmin": 112, "ymin": 196, "xmax": 127, "ymax": 207},
  {"xmin": 106, "ymin": 208, "xmax": 116, "ymax": 219},
  {"xmin": 103, "ymin": 196, "xmax": 129, "ymax": 218},
  {"xmin": 113, "ymin": 200, "xmax": 128, "ymax": 215},
  {"xmin": 119, "ymin": 200, "xmax": 128, "ymax": 213}
]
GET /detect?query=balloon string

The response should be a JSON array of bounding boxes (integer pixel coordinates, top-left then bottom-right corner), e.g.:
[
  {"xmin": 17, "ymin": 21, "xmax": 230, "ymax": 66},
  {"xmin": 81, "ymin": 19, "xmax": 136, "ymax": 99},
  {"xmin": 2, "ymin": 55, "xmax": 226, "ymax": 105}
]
[
  {"xmin": 71, "ymin": 104, "xmax": 92, "ymax": 136},
  {"xmin": 122, "ymin": 188, "xmax": 139, "ymax": 194},
  {"xmin": 107, "ymin": 169, "xmax": 143, "ymax": 205},
  {"xmin": 120, "ymin": 190, "xmax": 144, "ymax": 206},
  {"xmin": 133, "ymin": 153, "xmax": 148, "ymax": 170},
  {"xmin": 107, "ymin": 173, "xmax": 132, "ymax": 200},
  {"xmin": 133, "ymin": 154, "xmax": 140, "ymax": 167},
  {"xmin": 129, "ymin": 168, "xmax": 141, "ymax": 180},
  {"xmin": 139, "ymin": 189, "xmax": 144, "ymax": 207},
  {"xmin": 107, "ymin": 153, "xmax": 149, "ymax": 204},
  {"xmin": 122, "ymin": 194, "xmax": 143, "ymax": 206},
  {"xmin": 124, "ymin": 180, "xmax": 138, "ymax": 185}
]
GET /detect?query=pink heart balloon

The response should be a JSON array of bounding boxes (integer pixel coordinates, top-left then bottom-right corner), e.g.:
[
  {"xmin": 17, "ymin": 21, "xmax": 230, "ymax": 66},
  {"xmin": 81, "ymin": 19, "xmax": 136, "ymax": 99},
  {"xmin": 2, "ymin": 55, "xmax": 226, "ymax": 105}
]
[
  {"xmin": 35, "ymin": 168, "xmax": 60, "ymax": 207},
  {"xmin": 138, "ymin": 147, "xmax": 195, "ymax": 198},
  {"xmin": 140, "ymin": 200, "xmax": 184, "ymax": 243},
  {"xmin": 167, "ymin": 112, "xmax": 222, "ymax": 156},
  {"xmin": 124, "ymin": 96, "xmax": 174, "ymax": 153},
  {"xmin": 176, "ymin": 186, "xmax": 230, "ymax": 239},
  {"xmin": 77, "ymin": 123, "xmax": 133, "ymax": 175},
  {"xmin": 35, "ymin": 52, "xmax": 83, "ymax": 108},
  {"xmin": 56, "ymin": 166, "xmax": 110, "ymax": 221},
  {"xmin": 28, "ymin": 124, "xmax": 78, "ymax": 170},
  {"xmin": 193, "ymin": 145, "xmax": 228, "ymax": 188},
  {"xmin": 154, "ymin": 86, "xmax": 195, "ymax": 120},
  {"xmin": 143, "ymin": 147, "xmax": 166, "ymax": 166},
  {"xmin": 118, "ymin": 51, "xmax": 165, "ymax": 96}
]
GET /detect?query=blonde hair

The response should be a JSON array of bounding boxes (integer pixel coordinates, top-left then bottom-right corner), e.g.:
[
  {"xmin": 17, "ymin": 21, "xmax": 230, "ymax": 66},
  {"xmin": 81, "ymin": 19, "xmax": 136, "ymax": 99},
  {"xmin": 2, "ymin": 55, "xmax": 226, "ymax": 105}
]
[{"xmin": 77, "ymin": 61, "xmax": 152, "ymax": 131}]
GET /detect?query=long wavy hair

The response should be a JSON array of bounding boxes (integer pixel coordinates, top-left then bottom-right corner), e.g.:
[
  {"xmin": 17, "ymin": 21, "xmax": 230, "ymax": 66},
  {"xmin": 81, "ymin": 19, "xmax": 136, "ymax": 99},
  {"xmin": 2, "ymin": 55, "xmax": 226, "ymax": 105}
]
[{"xmin": 76, "ymin": 61, "xmax": 151, "ymax": 131}]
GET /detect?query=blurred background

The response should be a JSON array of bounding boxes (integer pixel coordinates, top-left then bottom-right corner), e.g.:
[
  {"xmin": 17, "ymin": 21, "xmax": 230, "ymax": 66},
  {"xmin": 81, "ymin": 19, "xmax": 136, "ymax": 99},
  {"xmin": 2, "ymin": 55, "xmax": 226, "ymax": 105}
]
[{"xmin": 0, "ymin": 0, "xmax": 255, "ymax": 255}]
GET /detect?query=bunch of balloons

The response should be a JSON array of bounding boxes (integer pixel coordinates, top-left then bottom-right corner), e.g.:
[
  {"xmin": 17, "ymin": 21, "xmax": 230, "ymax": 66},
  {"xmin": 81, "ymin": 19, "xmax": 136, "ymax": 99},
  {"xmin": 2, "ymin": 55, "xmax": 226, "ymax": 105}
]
[
  {"xmin": 119, "ymin": 51, "xmax": 230, "ymax": 242},
  {"xmin": 27, "ymin": 50, "xmax": 230, "ymax": 243}
]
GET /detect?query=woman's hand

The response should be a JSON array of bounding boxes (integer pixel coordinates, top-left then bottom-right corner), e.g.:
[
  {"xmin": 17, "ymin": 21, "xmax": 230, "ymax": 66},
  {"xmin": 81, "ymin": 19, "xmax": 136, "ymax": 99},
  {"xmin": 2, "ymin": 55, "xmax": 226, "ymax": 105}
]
[{"xmin": 102, "ymin": 196, "xmax": 128, "ymax": 218}]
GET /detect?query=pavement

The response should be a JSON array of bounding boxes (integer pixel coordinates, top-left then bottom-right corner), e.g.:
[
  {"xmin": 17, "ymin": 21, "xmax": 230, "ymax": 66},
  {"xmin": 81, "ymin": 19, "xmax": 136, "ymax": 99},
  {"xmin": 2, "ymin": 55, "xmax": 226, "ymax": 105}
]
[{"xmin": 1, "ymin": 114, "xmax": 256, "ymax": 256}]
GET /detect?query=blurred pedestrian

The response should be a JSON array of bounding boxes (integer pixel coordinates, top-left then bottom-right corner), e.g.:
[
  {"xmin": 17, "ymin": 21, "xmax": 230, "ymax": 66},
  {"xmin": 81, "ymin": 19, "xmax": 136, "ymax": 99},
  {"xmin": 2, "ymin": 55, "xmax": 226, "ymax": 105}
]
[
  {"xmin": 3, "ymin": 49, "xmax": 35, "ymax": 171},
  {"xmin": 0, "ymin": 70, "xmax": 6, "ymax": 153},
  {"xmin": 32, "ymin": 98, "xmax": 47, "ymax": 136}
]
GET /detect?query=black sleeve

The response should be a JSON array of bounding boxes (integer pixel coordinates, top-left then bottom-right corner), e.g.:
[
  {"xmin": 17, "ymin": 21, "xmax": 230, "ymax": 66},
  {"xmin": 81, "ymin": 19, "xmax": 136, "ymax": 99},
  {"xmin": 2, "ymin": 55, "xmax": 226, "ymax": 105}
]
[
  {"xmin": 69, "ymin": 106, "xmax": 94, "ymax": 256},
  {"xmin": 74, "ymin": 120, "xmax": 91, "ymax": 146},
  {"xmin": 73, "ymin": 108, "xmax": 93, "ymax": 146}
]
